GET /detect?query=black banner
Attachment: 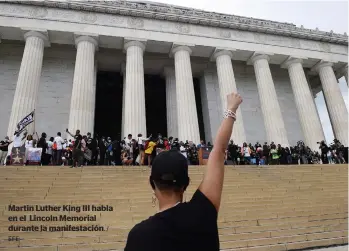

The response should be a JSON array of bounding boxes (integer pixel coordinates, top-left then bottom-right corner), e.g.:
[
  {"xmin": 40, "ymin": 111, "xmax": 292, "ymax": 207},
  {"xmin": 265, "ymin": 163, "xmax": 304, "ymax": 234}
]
[{"xmin": 14, "ymin": 111, "xmax": 35, "ymax": 135}]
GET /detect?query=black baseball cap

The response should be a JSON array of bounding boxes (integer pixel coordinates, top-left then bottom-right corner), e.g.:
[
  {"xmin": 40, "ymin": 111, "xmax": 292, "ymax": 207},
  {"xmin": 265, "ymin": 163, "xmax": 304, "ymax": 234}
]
[{"xmin": 150, "ymin": 150, "xmax": 189, "ymax": 188}]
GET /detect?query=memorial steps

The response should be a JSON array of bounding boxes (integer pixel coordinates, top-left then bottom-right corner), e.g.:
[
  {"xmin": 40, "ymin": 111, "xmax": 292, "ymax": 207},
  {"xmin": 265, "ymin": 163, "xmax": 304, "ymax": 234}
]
[{"xmin": 0, "ymin": 165, "xmax": 347, "ymax": 251}]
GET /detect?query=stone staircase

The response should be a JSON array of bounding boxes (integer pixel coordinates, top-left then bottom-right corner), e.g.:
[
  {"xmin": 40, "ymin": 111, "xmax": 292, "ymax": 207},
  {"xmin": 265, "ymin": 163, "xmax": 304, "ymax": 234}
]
[{"xmin": 0, "ymin": 165, "xmax": 347, "ymax": 251}]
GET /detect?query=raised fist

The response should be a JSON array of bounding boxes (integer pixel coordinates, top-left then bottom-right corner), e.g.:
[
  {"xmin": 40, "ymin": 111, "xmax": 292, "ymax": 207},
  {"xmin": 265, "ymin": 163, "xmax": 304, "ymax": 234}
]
[{"xmin": 227, "ymin": 92, "xmax": 242, "ymax": 112}]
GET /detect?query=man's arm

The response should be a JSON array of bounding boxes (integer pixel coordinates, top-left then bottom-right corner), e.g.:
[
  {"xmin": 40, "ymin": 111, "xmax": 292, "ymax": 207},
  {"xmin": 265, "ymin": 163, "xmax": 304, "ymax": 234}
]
[
  {"xmin": 66, "ymin": 129, "xmax": 74, "ymax": 138},
  {"xmin": 3, "ymin": 141, "xmax": 12, "ymax": 147},
  {"xmin": 20, "ymin": 130, "xmax": 28, "ymax": 141},
  {"xmin": 198, "ymin": 93, "xmax": 242, "ymax": 212}
]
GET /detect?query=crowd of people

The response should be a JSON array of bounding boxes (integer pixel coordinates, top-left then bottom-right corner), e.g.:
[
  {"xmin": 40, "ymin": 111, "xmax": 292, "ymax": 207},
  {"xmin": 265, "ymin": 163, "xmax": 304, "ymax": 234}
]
[
  {"xmin": 0, "ymin": 129, "xmax": 347, "ymax": 167},
  {"xmin": 227, "ymin": 139, "xmax": 347, "ymax": 165}
]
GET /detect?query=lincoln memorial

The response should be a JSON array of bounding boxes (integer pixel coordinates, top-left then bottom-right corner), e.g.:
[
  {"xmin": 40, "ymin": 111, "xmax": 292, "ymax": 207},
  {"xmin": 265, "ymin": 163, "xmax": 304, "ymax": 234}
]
[{"xmin": 0, "ymin": 0, "xmax": 347, "ymax": 150}]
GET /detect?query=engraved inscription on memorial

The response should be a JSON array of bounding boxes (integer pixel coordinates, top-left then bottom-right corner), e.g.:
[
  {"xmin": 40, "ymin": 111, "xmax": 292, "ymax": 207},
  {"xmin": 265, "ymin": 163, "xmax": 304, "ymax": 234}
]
[
  {"xmin": 29, "ymin": 7, "xmax": 48, "ymax": 18},
  {"xmin": 127, "ymin": 17, "xmax": 144, "ymax": 28},
  {"xmin": 51, "ymin": 9, "xmax": 77, "ymax": 20},
  {"xmin": 175, "ymin": 23, "xmax": 190, "ymax": 33},
  {"xmin": 319, "ymin": 42, "xmax": 330, "ymax": 53},
  {"xmin": 301, "ymin": 40, "xmax": 321, "ymax": 50},
  {"xmin": 107, "ymin": 15, "xmax": 124, "ymax": 25},
  {"xmin": 0, "ymin": 5, "xmax": 25, "ymax": 15},
  {"xmin": 231, "ymin": 30, "xmax": 249, "ymax": 39},
  {"xmin": 219, "ymin": 30, "xmax": 231, "ymax": 38},
  {"xmin": 80, "ymin": 12, "xmax": 97, "ymax": 23}
]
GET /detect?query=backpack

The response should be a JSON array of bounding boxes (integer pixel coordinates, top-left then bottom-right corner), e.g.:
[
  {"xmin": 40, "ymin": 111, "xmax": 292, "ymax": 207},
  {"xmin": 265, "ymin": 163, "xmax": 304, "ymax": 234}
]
[
  {"xmin": 52, "ymin": 142, "xmax": 57, "ymax": 150},
  {"xmin": 138, "ymin": 138, "xmax": 144, "ymax": 150}
]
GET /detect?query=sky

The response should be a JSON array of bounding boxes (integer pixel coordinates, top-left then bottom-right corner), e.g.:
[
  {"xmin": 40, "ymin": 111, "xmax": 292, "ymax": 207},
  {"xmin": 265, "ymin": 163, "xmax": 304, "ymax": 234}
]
[{"xmin": 137, "ymin": 0, "xmax": 348, "ymax": 143}]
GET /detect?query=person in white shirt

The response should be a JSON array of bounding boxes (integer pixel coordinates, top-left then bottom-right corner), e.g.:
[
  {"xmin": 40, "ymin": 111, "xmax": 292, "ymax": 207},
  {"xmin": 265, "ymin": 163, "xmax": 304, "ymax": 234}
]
[
  {"xmin": 242, "ymin": 142, "xmax": 251, "ymax": 164},
  {"xmin": 45, "ymin": 137, "xmax": 54, "ymax": 165},
  {"xmin": 62, "ymin": 139, "xmax": 68, "ymax": 150},
  {"xmin": 180, "ymin": 142, "xmax": 188, "ymax": 159},
  {"xmin": 7, "ymin": 130, "xmax": 27, "ymax": 165},
  {"xmin": 24, "ymin": 134, "xmax": 34, "ymax": 165},
  {"xmin": 124, "ymin": 134, "xmax": 134, "ymax": 159},
  {"xmin": 54, "ymin": 132, "xmax": 64, "ymax": 165},
  {"xmin": 13, "ymin": 134, "xmax": 22, "ymax": 148},
  {"xmin": 125, "ymin": 134, "xmax": 133, "ymax": 147},
  {"xmin": 25, "ymin": 135, "xmax": 34, "ymax": 149},
  {"xmin": 13, "ymin": 130, "xmax": 27, "ymax": 148},
  {"xmin": 0, "ymin": 136, "xmax": 11, "ymax": 166}
]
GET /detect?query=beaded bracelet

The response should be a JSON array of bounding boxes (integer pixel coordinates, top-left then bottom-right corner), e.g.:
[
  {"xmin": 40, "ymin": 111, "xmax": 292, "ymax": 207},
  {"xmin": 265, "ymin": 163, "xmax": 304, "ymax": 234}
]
[{"xmin": 223, "ymin": 109, "xmax": 236, "ymax": 120}]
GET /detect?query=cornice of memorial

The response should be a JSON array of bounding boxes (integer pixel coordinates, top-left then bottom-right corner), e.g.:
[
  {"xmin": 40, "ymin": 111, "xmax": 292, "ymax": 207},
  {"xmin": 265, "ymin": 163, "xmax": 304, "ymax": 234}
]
[{"xmin": 6, "ymin": 0, "xmax": 348, "ymax": 45}]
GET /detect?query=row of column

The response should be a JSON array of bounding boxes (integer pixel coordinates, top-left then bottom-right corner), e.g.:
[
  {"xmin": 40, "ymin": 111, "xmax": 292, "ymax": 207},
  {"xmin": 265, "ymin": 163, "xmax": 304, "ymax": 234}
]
[{"xmin": 7, "ymin": 30, "xmax": 348, "ymax": 149}]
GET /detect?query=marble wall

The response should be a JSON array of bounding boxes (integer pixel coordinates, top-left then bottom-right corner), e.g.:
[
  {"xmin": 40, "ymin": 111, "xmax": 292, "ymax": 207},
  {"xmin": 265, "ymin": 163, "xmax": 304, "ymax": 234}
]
[
  {"xmin": 270, "ymin": 64, "xmax": 304, "ymax": 145},
  {"xmin": 234, "ymin": 62, "xmax": 267, "ymax": 144},
  {"xmin": 0, "ymin": 43, "xmax": 75, "ymax": 138},
  {"xmin": 200, "ymin": 70, "xmax": 222, "ymax": 144},
  {"xmin": 35, "ymin": 45, "xmax": 75, "ymax": 138},
  {"xmin": 0, "ymin": 43, "xmax": 21, "ymax": 137}
]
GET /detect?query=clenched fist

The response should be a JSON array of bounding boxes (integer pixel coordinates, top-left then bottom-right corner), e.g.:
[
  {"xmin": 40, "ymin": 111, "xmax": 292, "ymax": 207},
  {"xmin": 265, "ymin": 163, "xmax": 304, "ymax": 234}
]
[{"xmin": 227, "ymin": 92, "xmax": 242, "ymax": 112}]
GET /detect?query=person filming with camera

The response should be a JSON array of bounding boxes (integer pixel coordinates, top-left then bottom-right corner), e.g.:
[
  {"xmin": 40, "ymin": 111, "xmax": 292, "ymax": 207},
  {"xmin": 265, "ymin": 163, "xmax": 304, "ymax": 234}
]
[
  {"xmin": 318, "ymin": 140, "xmax": 329, "ymax": 164},
  {"xmin": 124, "ymin": 92, "xmax": 242, "ymax": 251}
]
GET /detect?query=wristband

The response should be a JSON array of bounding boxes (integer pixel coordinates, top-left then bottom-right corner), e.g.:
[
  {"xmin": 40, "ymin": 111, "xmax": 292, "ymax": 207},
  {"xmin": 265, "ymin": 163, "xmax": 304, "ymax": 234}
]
[{"xmin": 223, "ymin": 109, "xmax": 236, "ymax": 120}]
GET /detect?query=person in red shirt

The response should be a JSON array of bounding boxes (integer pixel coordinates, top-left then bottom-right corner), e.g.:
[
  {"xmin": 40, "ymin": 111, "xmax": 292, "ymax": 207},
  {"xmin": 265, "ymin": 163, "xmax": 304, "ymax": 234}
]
[{"xmin": 164, "ymin": 137, "xmax": 170, "ymax": 151}]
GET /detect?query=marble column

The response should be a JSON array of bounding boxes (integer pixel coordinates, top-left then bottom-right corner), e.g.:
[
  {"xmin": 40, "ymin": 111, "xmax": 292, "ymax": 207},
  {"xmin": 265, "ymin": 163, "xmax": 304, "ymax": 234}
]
[
  {"xmin": 164, "ymin": 67, "xmax": 178, "ymax": 138},
  {"xmin": 121, "ymin": 63, "xmax": 126, "ymax": 139},
  {"xmin": 250, "ymin": 53, "xmax": 289, "ymax": 146},
  {"xmin": 68, "ymin": 35, "xmax": 98, "ymax": 136},
  {"xmin": 123, "ymin": 41, "xmax": 147, "ymax": 138},
  {"xmin": 282, "ymin": 57, "xmax": 325, "ymax": 150},
  {"xmin": 213, "ymin": 50, "xmax": 246, "ymax": 145},
  {"xmin": 171, "ymin": 45, "xmax": 200, "ymax": 143},
  {"xmin": 314, "ymin": 61, "xmax": 348, "ymax": 146},
  {"xmin": 7, "ymin": 30, "xmax": 48, "ymax": 137}
]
